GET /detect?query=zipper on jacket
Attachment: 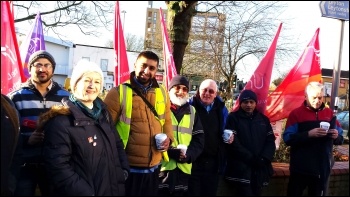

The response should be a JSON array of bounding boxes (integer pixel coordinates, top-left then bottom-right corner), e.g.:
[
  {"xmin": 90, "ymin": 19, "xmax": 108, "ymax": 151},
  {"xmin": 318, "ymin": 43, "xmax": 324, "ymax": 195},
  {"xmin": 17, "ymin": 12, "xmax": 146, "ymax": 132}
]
[{"xmin": 43, "ymin": 97, "xmax": 46, "ymax": 108}]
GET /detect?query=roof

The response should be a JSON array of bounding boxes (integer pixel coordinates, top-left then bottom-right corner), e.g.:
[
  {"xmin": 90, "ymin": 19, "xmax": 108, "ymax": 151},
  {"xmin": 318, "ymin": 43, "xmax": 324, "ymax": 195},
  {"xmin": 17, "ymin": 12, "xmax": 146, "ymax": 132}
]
[{"xmin": 322, "ymin": 68, "xmax": 349, "ymax": 79}]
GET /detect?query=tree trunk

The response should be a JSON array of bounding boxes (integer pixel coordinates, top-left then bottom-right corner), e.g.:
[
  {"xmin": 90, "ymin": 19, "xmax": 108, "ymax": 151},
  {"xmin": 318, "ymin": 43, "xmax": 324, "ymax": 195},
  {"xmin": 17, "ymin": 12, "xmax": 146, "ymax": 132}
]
[{"xmin": 166, "ymin": 1, "xmax": 198, "ymax": 74}]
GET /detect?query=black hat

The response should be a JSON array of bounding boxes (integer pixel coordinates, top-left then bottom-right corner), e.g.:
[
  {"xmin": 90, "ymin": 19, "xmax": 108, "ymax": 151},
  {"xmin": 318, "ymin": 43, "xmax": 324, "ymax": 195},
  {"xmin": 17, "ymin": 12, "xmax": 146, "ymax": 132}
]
[
  {"xmin": 239, "ymin": 89, "xmax": 257, "ymax": 104},
  {"xmin": 28, "ymin": 50, "xmax": 56, "ymax": 71},
  {"xmin": 169, "ymin": 75, "xmax": 189, "ymax": 90}
]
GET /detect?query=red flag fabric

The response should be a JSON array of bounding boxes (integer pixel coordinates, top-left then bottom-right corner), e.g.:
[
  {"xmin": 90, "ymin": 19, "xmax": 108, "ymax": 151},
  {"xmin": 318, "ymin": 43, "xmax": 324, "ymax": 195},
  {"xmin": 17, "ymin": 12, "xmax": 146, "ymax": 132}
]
[
  {"xmin": 19, "ymin": 12, "xmax": 46, "ymax": 79},
  {"xmin": 232, "ymin": 23, "xmax": 283, "ymax": 113},
  {"xmin": 265, "ymin": 28, "xmax": 322, "ymax": 122},
  {"xmin": 159, "ymin": 8, "xmax": 177, "ymax": 90},
  {"xmin": 1, "ymin": 1, "xmax": 26, "ymax": 95},
  {"xmin": 114, "ymin": 1, "xmax": 129, "ymax": 86}
]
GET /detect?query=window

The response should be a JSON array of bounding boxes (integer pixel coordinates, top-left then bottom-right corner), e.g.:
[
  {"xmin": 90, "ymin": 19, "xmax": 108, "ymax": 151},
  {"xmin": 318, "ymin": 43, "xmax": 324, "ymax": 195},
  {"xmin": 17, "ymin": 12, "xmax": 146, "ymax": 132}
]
[{"xmin": 101, "ymin": 59, "xmax": 108, "ymax": 71}]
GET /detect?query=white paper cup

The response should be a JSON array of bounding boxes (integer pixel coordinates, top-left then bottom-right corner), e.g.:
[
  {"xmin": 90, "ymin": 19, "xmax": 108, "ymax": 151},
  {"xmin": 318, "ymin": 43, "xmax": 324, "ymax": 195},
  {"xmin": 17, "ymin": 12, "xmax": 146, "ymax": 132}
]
[
  {"xmin": 155, "ymin": 133, "xmax": 167, "ymax": 151},
  {"xmin": 177, "ymin": 144, "xmax": 187, "ymax": 154},
  {"xmin": 320, "ymin": 122, "xmax": 330, "ymax": 132},
  {"xmin": 223, "ymin": 129, "xmax": 233, "ymax": 143}
]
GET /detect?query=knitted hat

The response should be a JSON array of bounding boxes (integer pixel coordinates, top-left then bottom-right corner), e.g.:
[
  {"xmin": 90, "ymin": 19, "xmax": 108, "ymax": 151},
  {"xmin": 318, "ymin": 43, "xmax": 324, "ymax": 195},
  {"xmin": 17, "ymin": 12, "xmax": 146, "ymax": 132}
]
[
  {"xmin": 239, "ymin": 89, "xmax": 257, "ymax": 104},
  {"xmin": 70, "ymin": 59, "xmax": 104, "ymax": 92},
  {"xmin": 169, "ymin": 75, "xmax": 189, "ymax": 90},
  {"xmin": 28, "ymin": 50, "xmax": 56, "ymax": 71}
]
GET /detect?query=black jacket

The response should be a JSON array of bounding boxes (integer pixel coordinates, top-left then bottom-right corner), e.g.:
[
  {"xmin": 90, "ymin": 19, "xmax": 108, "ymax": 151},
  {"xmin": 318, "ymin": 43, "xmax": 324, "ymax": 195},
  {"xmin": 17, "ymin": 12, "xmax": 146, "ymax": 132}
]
[
  {"xmin": 224, "ymin": 108, "xmax": 276, "ymax": 186},
  {"xmin": 40, "ymin": 97, "xmax": 129, "ymax": 196}
]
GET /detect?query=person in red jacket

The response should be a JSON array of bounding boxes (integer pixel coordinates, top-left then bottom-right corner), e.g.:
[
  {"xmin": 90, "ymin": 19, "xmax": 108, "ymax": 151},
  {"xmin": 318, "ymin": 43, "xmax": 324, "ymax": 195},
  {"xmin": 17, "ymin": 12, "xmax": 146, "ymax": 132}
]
[{"xmin": 283, "ymin": 81, "xmax": 344, "ymax": 196}]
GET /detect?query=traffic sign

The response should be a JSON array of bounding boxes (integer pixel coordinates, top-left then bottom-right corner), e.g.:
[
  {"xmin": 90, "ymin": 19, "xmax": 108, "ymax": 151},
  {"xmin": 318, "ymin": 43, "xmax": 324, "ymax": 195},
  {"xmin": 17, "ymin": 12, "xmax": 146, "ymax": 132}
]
[{"xmin": 319, "ymin": 1, "xmax": 349, "ymax": 21}]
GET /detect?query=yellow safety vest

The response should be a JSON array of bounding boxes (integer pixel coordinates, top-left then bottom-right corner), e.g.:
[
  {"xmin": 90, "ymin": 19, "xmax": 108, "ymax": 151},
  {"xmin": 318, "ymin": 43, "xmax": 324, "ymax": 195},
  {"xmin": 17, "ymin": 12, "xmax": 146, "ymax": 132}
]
[
  {"xmin": 117, "ymin": 82, "xmax": 167, "ymax": 148},
  {"xmin": 160, "ymin": 106, "xmax": 195, "ymax": 174}
]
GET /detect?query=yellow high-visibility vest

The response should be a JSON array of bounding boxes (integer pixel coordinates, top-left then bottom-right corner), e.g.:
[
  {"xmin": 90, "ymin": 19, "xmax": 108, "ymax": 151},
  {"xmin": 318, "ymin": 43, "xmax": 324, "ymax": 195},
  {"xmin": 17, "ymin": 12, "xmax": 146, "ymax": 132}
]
[
  {"xmin": 160, "ymin": 106, "xmax": 195, "ymax": 174},
  {"xmin": 117, "ymin": 82, "xmax": 167, "ymax": 148}
]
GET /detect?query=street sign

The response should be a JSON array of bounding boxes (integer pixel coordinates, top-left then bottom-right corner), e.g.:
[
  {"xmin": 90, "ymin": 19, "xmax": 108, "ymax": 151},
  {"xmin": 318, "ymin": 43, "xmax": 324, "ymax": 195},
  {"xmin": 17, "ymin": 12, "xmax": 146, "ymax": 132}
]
[{"xmin": 319, "ymin": 1, "xmax": 349, "ymax": 21}]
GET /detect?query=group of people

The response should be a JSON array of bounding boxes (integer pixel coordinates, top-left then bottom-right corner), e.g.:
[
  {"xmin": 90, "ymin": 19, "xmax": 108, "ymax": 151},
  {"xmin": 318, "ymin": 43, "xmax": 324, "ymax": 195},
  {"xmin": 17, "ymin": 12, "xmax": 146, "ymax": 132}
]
[{"xmin": 1, "ymin": 49, "xmax": 344, "ymax": 196}]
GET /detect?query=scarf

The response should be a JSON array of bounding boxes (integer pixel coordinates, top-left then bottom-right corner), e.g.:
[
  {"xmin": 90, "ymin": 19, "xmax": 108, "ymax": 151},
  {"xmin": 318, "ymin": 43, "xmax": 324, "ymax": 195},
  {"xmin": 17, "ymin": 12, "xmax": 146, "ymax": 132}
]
[{"xmin": 69, "ymin": 94, "xmax": 102, "ymax": 121}]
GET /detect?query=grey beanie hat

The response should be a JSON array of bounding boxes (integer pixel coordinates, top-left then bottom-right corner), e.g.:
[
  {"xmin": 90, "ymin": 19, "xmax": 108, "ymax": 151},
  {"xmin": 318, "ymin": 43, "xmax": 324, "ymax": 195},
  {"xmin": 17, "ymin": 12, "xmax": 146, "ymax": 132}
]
[
  {"xmin": 169, "ymin": 75, "xmax": 189, "ymax": 90},
  {"xmin": 28, "ymin": 50, "xmax": 56, "ymax": 71}
]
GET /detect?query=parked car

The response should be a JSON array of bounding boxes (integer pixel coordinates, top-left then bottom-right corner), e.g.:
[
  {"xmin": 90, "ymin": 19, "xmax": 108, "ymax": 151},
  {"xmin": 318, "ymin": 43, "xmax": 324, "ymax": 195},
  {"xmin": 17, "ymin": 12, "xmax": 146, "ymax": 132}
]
[{"xmin": 336, "ymin": 111, "xmax": 349, "ymax": 138}]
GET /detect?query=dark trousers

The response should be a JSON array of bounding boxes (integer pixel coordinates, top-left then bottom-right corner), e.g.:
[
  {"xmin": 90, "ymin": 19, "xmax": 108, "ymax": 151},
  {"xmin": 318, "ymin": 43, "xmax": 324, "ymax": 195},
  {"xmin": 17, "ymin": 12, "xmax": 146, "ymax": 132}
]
[
  {"xmin": 287, "ymin": 172, "xmax": 323, "ymax": 196},
  {"xmin": 125, "ymin": 167, "xmax": 160, "ymax": 196},
  {"xmin": 187, "ymin": 159, "xmax": 219, "ymax": 196},
  {"xmin": 14, "ymin": 164, "xmax": 49, "ymax": 196}
]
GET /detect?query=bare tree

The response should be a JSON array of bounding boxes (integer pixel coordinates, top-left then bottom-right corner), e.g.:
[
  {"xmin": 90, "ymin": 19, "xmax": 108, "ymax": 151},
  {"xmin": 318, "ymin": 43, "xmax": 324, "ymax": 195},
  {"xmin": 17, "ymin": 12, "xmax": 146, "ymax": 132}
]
[
  {"xmin": 167, "ymin": 1, "xmax": 300, "ymax": 93},
  {"xmin": 105, "ymin": 33, "xmax": 144, "ymax": 52},
  {"xmin": 13, "ymin": 1, "xmax": 114, "ymax": 41}
]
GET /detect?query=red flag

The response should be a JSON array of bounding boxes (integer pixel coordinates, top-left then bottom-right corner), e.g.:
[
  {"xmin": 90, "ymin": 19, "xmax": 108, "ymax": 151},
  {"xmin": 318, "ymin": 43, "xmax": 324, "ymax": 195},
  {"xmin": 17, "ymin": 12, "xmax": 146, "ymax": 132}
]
[
  {"xmin": 1, "ymin": 1, "xmax": 26, "ymax": 95},
  {"xmin": 114, "ymin": 1, "xmax": 129, "ymax": 86},
  {"xmin": 232, "ymin": 23, "xmax": 283, "ymax": 113},
  {"xmin": 265, "ymin": 28, "xmax": 322, "ymax": 122},
  {"xmin": 20, "ymin": 12, "xmax": 46, "ymax": 79},
  {"xmin": 159, "ymin": 8, "xmax": 177, "ymax": 90}
]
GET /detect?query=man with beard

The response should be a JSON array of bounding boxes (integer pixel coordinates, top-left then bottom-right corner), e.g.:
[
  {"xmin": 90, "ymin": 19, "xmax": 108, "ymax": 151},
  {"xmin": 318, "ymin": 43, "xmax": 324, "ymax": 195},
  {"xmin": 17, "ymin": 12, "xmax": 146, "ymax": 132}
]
[
  {"xmin": 104, "ymin": 50, "xmax": 173, "ymax": 196},
  {"xmin": 158, "ymin": 75, "xmax": 204, "ymax": 196},
  {"xmin": 7, "ymin": 50, "xmax": 70, "ymax": 196}
]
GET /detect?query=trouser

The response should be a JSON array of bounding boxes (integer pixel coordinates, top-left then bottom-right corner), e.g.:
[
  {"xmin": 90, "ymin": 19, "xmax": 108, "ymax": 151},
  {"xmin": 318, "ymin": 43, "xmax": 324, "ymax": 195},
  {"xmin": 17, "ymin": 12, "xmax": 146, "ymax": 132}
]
[
  {"xmin": 287, "ymin": 172, "xmax": 323, "ymax": 196},
  {"xmin": 125, "ymin": 167, "xmax": 160, "ymax": 196},
  {"xmin": 14, "ymin": 163, "xmax": 49, "ymax": 196},
  {"xmin": 187, "ymin": 158, "xmax": 219, "ymax": 196}
]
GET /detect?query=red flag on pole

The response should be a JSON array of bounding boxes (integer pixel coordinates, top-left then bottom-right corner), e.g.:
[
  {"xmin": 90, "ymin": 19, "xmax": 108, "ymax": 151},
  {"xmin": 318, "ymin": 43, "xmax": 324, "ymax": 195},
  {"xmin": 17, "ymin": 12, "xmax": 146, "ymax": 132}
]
[
  {"xmin": 1, "ymin": 1, "xmax": 26, "ymax": 95},
  {"xmin": 114, "ymin": 1, "xmax": 129, "ymax": 86},
  {"xmin": 232, "ymin": 23, "xmax": 283, "ymax": 113},
  {"xmin": 159, "ymin": 8, "xmax": 177, "ymax": 90},
  {"xmin": 19, "ymin": 12, "xmax": 46, "ymax": 79},
  {"xmin": 265, "ymin": 28, "xmax": 322, "ymax": 122}
]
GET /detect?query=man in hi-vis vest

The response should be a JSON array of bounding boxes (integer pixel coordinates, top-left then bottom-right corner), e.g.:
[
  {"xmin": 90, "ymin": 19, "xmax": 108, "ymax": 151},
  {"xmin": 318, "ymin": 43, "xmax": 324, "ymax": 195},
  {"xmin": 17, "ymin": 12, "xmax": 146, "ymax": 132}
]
[
  {"xmin": 104, "ymin": 51, "xmax": 173, "ymax": 196},
  {"xmin": 158, "ymin": 75, "xmax": 204, "ymax": 196}
]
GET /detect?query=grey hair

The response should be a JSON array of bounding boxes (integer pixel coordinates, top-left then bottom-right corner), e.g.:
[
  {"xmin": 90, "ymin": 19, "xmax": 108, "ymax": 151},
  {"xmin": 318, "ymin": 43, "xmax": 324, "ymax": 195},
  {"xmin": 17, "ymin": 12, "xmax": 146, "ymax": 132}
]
[
  {"xmin": 305, "ymin": 81, "xmax": 324, "ymax": 96},
  {"xmin": 200, "ymin": 79, "xmax": 218, "ymax": 92}
]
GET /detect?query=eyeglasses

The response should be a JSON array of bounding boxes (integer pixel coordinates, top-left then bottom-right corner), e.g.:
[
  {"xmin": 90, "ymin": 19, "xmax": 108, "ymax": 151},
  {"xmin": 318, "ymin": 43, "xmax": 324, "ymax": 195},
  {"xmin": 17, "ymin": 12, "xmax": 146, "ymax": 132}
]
[
  {"xmin": 32, "ymin": 63, "xmax": 53, "ymax": 69},
  {"xmin": 201, "ymin": 88, "xmax": 215, "ymax": 94},
  {"xmin": 139, "ymin": 63, "xmax": 157, "ymax": 71},
  {"xmin": 174, "ymin": 85, "xmax": 188, "ymax": 93}
]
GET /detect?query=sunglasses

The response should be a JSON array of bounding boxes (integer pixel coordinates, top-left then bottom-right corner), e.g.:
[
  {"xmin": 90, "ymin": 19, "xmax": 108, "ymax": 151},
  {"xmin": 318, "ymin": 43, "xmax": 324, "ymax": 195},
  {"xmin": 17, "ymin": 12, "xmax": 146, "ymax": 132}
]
[
  {"xmin": 174, "ymin": 85, "xmax": 188, "ymax": 93},
  {"xmin": 201, "ymin": 88, "xmax": 215, "ymax": 94}
]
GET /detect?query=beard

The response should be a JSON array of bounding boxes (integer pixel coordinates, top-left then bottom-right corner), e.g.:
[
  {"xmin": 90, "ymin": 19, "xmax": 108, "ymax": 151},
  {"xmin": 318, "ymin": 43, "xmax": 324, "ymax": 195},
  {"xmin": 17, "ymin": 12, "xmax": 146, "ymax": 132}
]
[{"xmin": 170, "ymin": 93, "xmax": 189, "ymax": 106}]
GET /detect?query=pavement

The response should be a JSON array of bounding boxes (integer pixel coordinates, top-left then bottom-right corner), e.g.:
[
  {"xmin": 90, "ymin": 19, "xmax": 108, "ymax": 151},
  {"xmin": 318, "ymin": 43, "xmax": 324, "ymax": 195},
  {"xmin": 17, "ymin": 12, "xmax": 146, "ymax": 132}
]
[{"xmin": 336, "ymin": 144, "xmax": 349, "ymax": 155}]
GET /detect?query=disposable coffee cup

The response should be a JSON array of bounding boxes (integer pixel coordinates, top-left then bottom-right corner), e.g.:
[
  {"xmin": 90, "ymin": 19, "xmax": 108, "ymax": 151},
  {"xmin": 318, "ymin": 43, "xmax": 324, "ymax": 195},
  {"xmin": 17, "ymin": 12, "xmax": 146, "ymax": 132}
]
[
  {"xmin": 155, "ymin": 133, "xmax": 167, "ymax": 151},
  {"xmin": 223, "ymin": 129, "xmax": 233, "ymax": 143},
  {"xmin": 320, "ymin": 122, "xmax": 330, "ymax": 132},
  {"xmin": 177, "ymin": 144, "xmax": 187, "ymax": 154}
]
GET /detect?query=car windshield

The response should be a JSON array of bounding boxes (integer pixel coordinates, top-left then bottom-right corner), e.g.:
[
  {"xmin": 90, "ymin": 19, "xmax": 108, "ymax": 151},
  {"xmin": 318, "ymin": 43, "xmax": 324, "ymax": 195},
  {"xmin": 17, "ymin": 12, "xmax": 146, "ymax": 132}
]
[{"xmin": 337, "ymin": 111, "xmax": 348, "ymax": 120}]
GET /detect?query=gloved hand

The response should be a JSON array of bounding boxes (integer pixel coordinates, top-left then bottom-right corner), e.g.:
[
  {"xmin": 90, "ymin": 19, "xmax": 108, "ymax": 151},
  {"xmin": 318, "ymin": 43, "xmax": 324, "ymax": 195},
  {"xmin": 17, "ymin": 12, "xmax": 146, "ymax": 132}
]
[{"xmin": 167, "ymin": 148, "xmax": 181, "ymax": 161}]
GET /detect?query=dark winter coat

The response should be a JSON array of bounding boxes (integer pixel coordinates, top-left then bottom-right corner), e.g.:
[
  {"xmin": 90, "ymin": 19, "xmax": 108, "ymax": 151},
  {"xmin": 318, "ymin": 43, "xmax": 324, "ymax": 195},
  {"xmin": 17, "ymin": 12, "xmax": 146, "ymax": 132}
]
[
  {"xmin": 224, "ymin": 108, "xmax": 276, "ymax": 186},
  {"xmin": 39, "ymin": 97, "xmax": 129, "ymax": 196}
]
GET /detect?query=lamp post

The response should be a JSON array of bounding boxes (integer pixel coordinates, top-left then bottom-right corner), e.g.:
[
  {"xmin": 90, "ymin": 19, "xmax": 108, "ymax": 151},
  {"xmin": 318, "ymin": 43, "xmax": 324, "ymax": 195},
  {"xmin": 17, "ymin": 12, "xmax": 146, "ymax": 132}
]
[{"xmin": 121, "ymin": 10, "xmax": 126, "ymax": 30}]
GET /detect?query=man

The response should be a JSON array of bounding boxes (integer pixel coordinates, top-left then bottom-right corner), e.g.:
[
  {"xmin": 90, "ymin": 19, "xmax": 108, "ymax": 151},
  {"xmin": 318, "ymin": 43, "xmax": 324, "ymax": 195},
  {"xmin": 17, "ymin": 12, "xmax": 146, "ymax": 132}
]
[
  {"xmin": 283, "ymin": 81, "xmax": 343, "ymax": 196},
  {"xmin": 104, "ymin": 50, "xmax": 173, "ymax": 196},
  {"xmin": 223, "ymin": 89, "xmax": 276, "ymax": 196},
  {"xmin": 187, "ymin": 79, "xmax": 230, "ymax": 196},
  {"xmin": 7, "ymin": 50, "xmax": 70, "ymax": 196},
  {"xmin": 158, "ymin": 75, "xmax": 205, "ymax": 196}
]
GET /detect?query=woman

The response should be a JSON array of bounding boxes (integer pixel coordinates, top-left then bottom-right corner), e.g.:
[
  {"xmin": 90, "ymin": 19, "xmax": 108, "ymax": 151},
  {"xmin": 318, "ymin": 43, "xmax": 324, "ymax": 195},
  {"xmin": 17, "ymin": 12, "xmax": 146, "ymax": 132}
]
[{"xmin": 38, "ymin": 60, "xmax": 129, "ymax": 196}]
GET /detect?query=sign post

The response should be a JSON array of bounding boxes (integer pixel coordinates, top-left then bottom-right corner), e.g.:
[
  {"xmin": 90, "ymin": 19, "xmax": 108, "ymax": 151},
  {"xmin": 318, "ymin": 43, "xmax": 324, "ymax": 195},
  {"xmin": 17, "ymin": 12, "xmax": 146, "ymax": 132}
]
[{"xmin": 319, "ymin": 1, "xmax": 349, "ymax": 110}]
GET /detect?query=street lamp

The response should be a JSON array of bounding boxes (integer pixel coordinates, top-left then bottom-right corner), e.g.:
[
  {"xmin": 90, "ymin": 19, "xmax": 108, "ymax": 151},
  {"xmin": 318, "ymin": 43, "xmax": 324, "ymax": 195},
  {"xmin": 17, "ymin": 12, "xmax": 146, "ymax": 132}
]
[{"xmin": 121, "ymin": 10, "xmax": 126, "ymax": 30}]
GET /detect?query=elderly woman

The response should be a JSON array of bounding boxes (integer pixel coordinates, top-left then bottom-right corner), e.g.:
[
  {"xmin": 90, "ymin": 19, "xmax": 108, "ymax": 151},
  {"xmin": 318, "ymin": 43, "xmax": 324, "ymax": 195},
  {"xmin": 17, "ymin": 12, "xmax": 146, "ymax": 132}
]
[{"xmin": 38, "ymin": 60, "xmax": 129, "ymax": 196}]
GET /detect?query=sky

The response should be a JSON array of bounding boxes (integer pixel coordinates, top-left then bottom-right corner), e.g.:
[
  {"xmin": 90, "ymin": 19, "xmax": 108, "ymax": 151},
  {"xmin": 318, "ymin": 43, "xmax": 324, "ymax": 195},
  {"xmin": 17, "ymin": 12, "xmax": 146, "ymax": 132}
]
[{"xmin": 15, "ymin": 1, "xmax": 349, "ymax": 81}]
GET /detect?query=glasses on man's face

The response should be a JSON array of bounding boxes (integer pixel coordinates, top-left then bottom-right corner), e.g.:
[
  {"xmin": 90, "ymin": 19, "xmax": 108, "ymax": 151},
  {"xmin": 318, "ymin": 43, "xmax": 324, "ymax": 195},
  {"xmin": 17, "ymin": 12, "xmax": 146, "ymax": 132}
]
[
  {"xmin": 139, "ymin": 63, "xmax": 157, "ymax": 71},
  {"xmin": 174, "ymin": 85, "xmax": 188, "ymax": 93},
  {"xmin": 32, "ymin": 63, "xmax": 53, "ymax": 69},
  {"xmin": 201, "ymin": 88, "xmax": 215, "ymax": 94}
]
